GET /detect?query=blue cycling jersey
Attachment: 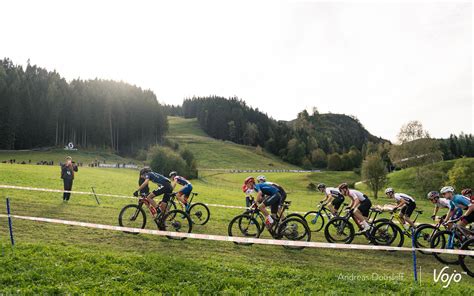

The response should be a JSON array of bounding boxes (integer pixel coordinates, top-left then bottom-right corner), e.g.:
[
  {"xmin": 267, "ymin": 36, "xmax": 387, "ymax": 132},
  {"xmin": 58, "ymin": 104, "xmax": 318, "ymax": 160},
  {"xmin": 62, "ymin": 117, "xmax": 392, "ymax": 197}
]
[
  {"xmin": 254, "ymin": 182, "xmax": 279, "ymax": 196},
  {"xmin": 449, "ymin": 194, "xmax": 471, "ymax": 211},
  {"xmin": 145, "ymin": 172, "xmax": 171, "ymax": 185},
  {"xmin": 173, "ymin": 175, "xmax": 191, "ymax": 186}
]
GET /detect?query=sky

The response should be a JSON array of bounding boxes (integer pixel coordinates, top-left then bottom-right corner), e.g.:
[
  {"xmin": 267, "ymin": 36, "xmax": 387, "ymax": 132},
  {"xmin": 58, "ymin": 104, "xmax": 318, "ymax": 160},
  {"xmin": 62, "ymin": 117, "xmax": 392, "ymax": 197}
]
[{"xmin": 1, "ymin": 0, "xmax": 472, "ymax": 141}]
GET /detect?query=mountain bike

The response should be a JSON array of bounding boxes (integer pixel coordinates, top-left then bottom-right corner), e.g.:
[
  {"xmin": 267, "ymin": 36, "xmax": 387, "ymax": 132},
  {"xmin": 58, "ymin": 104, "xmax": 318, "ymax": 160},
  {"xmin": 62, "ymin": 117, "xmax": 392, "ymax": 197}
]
[
  {"xmin": 459, "ymin": 237, "xmax": 474, "ymax": 277},
  {"xmin": 430, "ymin": 217, "xmax": 473, "ymax": 265},
  {"xmin": 228, "ymin": 200, "xmax": 311, "ymax": 250},
  {"xmin": 303, "ymin": 202, "xmax": 348, "ymax": 233},
  {"xmin": 118, "ymin": 194, "xmax": 192, "ymax": 240},
  {"xmin": 167, "ymin": 192, "xmax": 210, "ymax": 225},
  {"xmin": 324, "ymin": 208, "xmax": 400, "ymax": 246}
]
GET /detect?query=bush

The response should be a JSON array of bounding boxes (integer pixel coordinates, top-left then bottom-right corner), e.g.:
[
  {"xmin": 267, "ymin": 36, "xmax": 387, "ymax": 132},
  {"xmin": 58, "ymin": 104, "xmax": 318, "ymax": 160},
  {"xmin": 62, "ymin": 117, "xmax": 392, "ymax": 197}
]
[
  {"xmin": 147, "ymin": 146, "xmax": 197, "ymax": 179},
  {"xmin": 327, "ymin": 153, "xmax": 343, "ymax": 171},
  {"xmin": 447, "ymin": 158, "xmax": 474, "ymax": 191},
  {"xmin": 307, "ymin": 182, "xmax": 317, "ymax": 191}
]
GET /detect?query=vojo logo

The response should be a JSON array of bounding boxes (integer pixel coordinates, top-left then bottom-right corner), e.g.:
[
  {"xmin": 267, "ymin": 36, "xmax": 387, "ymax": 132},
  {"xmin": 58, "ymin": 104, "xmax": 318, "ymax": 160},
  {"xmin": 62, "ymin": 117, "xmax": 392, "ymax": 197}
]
[{"xmin": 433, "ymin": 266, "xmax": 465, "ymax": 288}]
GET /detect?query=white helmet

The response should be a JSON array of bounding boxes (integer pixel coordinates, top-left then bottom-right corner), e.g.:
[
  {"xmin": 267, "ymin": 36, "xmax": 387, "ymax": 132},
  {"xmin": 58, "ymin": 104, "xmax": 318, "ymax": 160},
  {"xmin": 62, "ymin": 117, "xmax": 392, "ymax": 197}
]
[
  {"xmin": 385, "ymin": 188, "xmax": 394, "ymax": 195},
  {"xmin": 257, "ymin": 175, "xmax": 266, "ymax": 183},
  {"xmin": 440, "ymin": 186, "xmax": 455, "ymax": 194}
]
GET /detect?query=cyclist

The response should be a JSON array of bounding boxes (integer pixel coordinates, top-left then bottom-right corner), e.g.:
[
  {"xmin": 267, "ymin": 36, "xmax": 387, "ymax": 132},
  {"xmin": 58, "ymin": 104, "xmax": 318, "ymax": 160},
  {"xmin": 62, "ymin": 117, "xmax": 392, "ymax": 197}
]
[
  {"xmin": 427, "ymin": 191, "xmax": 462, "ymax": 221},
  {"xmin": 242, "ymin": 184, "xmax": 255, "ymax": 208},
  {"xmin": 257, "ymin": 175, "xmax": 287, "ymax": 205},
  {"xmin": 384, "ymin": 188, "xmax": 417, "ymax": 229},
  {"xmin": 338, "ymin": 183, "xmax": 372, "ymax": 232},
  {"xmin": 134, "ymin": 167, "xmax": 173, "ymax": 217},
  {"xmin": 461, "ymin": 188, "xmax": 473, "ymax": 203},
  {"xmin": 317, "ymin": 183, "xmax": 344, "ymax": 216},
  {"xmin": 169, "ymin": 171, "xmax": 193, "ymax": 211},
  {"xmin": 441, "ymin": 186, "xmax": 474, "ymax": 227},
  {"xmin": 244, "ymin": 176, "xmax": 281, "ymax": 227}
]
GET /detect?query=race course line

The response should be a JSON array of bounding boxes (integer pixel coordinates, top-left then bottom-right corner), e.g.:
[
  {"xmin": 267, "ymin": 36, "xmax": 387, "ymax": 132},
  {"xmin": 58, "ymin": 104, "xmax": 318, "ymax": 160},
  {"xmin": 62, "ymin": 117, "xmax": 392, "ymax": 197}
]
[{"xmin": 0, "ymin": 213, "xmax": 472, "ymax": 256}]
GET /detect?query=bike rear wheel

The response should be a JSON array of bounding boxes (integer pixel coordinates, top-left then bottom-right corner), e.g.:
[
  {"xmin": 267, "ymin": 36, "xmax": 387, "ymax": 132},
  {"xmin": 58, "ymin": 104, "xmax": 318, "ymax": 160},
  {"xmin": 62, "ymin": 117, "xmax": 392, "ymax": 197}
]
[
  {"xmin": 158, "ymin": 209, "xmax": 192, "ymax": 240},
  {"xmin": 188, "ymin": 202, "xmax": 210, "ymax": 225},
  {"xmin": 371, "ymin": 221, "xmax": 400, "ymax": 246},
  {"xmin": 430, "ymin": 230, "xmax": 462, "ymax": 265},
  {"xmin": 277, "ymin": 217, "xmax": 311, "ymax": 250},
  {"xmin": 228, "ymin": 214, "xmax": 261, "ymax": 245},
  {"xmin": 459, "ymin": 238, "xmax": 474, "ymax": 277},
  {"xmin": 303, "ymin": 210, "xmax": 325, "ymax": 233},
  {"xmin": 324, "ymin": 217, "xmax": 354, "ymax": 244},
  {"xmin": 118, "ymin": 204, "xmax": 146, "ymax": 233}
]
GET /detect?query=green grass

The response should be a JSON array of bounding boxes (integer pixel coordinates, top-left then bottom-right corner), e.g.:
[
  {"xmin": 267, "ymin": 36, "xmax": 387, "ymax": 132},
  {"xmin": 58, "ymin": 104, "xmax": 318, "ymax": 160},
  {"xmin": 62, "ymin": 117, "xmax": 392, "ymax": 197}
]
[
  {"xmin": 1, "ymin": 163, "xmax": 472, "ymax": 294},
  {"xmin": 0, "ymin": 148, "xmax": 138, "ymax": 166},
  {"xmin": 167, "ymin": 116, "xmax": 299, "ymax": 170}
]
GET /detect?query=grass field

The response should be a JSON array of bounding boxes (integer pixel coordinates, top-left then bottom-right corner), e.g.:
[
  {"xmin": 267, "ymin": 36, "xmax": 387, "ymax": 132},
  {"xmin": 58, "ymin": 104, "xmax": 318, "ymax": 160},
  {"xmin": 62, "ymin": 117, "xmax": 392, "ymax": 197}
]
[
  {"xmin": 1, "ymin": 162, "xmax": 472, "ymax": 294},
  {"xmin": 167, "ymin": 116, "xmax": 299, "ymax": 170}
]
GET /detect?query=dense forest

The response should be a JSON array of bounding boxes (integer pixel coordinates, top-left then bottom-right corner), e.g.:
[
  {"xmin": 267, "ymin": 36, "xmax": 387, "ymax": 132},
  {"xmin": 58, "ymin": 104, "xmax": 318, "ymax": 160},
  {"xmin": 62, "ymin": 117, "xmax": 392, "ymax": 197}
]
[
  {"xmin": 0, "ymin": 59, "xmax": 167, "ymax": 155},
  {"xmin": 439, "ymin": 133, "xmax": 474, "ymax": 159}
]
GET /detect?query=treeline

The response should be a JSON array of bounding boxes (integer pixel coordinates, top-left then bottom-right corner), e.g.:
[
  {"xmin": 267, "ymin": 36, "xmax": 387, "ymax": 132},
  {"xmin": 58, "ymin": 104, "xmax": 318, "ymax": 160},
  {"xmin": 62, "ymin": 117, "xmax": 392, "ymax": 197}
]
[
  {"xmin": 174, "ymin": 96, "xmax": 387, "ymax": 170},
  {"xmin": 439, "ymin": 133, "xmax": 474, "ymax": 160},
  {"xmin": 0, "ymin": 59, "xmax": 167, "ymax": 155}
]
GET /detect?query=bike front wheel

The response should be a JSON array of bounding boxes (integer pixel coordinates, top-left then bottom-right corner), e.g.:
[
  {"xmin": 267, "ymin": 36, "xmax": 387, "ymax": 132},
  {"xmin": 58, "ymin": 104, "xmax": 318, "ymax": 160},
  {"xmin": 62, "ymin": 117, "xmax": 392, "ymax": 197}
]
[
  {"xmin": 158, "ymin": 209, "xmax": 192, "ymax": 240},
  {"xmin": 324, "ymin": 217, "xmax": 355, "ymax": 244},
  {"xmin": 228, "ymin": 214, "xmax": 261, "ymax": 245},
  {"xmin": 414, "ymin": 224, "xmax": 438, "ymax": 254},
  {"xmin": 118, "ymin": 204, "xmax": 146, "ymax": 233},
  {"xmin": 371, "ymin": 221, "xmax": 400, "ymax": 246},
  {"xmin": 188, "ymin": 202, "xmax": 210, "ymax": 225}
]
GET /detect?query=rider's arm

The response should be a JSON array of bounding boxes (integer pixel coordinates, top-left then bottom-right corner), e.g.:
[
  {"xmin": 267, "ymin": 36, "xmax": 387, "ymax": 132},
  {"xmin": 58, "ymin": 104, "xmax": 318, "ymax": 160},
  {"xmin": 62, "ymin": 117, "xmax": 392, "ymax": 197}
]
[
  {"xmin": 351, "ymin": 198, "xmax": 360, "ymax": 210},
  {"xmin": 432, "ymin": 205, "xmax": 439, "ymax": 219},
  {"xmin": 137, "ymin": 178, "xmax": 149, "ymax": 192},
  {"xmin": 445, "ymin": 204, "xmax": 454, "ymax": 222},
  {"xmin": 321, "ymin": 193, "xmax": 332, "ymax": 204},
  {"xmin": 171, "ymin": 181, "xmax": 177, "ymax": 190},
  {"xmin": 463, "ymin": 203, "xmax": 474, "ymax": 217},
  {"xmin": 393, "ymin": 199, "xmax": 406, "ymax": 210}
]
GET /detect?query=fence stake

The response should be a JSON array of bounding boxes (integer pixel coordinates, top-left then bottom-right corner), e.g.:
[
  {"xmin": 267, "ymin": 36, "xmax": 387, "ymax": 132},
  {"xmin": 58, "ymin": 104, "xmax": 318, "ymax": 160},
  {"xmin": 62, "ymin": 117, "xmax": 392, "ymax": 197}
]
[
  {"xmin": 6, "ymin": 198, "xmax": 14, "ymax": 246},
  {"xmin": 91, "ymin": 187, "xmax": 100, "ymax": 205},
  {"xmin": 411, "ymin": 230, "xmax": 418, "ymax": 282}
]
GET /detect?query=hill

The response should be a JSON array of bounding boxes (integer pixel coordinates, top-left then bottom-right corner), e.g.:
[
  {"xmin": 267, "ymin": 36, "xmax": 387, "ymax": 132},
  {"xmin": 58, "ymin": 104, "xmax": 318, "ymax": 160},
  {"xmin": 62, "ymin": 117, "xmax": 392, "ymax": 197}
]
[{"xmin": 166, "ymin": 116, "xmax": 299, "ymax": 170}]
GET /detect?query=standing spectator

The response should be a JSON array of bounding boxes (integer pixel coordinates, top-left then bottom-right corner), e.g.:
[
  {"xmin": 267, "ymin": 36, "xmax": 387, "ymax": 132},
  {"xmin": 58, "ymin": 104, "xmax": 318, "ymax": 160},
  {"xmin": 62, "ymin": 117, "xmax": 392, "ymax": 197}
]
[{"xmin": 61, "ymin": 156, "xmax": 78, "ymax": 201}]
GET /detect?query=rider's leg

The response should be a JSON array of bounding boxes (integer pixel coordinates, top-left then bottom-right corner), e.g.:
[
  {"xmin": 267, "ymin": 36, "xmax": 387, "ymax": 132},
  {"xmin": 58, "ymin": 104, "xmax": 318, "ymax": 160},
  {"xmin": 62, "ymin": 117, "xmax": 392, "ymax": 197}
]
[
  {"xmin": 401, "ymin": 203, "xmax": 416, "ymax": 228},
  {"xmin": 146, "ymin": 192, "xmax": 158, "ymax": 208}
]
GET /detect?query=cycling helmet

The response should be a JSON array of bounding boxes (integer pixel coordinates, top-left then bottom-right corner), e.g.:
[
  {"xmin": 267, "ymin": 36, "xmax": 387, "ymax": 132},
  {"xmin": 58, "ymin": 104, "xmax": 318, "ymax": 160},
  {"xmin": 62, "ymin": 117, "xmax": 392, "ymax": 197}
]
[
  {"xmin": 257, "ymin": 175, "xmax": 266, "ymax": 183},
  {"xmin": 169, "ymin": 171, "xmax": 177, "ymax": 177},
  {"xmin": 427, "ymin": 191, "xmax": 439, "ymax": 200},
  {"xmin": 385, "ymin": 188, "xmax": 394, "ymax": 195},
  {"xmin": 338, "ymin": 183, "xmax": 349, "ymax": 191},
  {"xmin": 140, "ymin": 167, "xmax": 151, "ymax": 175},
  {"xmin": 461, "ymin": 188, "xmax": 472, "ymax": 196},
  {"xmin": 317, "ymin": 183, "xmax": 326, "ymax": 190},
  {"xmin": 440, "ymin": 186, "xmax": 455, "ymax": 194},
  {"xmin": 244, "ymin": 176, "xmax": 255, "ymax": 185}
]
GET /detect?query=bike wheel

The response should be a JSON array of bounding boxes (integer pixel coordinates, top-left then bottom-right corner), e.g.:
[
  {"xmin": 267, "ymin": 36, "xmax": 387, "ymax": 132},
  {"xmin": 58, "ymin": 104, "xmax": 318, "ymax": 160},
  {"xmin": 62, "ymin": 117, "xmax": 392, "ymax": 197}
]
[
  {"xmin": 430, "ymin": 230, "xmax": 462, "ymax": 265},
  {"xmin": 118, "ymin": 204, "xmax": 146, "ymax": 233},
  {"xmin": 413, "ymin": 224, "xmax": 438, "ymax": 254},
  {"xmin": 303, "ymin": 211, "xmax": 325, "ymax": 233},
  {"xmin": 371, "ymin": 222, "xmax": 399, "ymax": 246},
  {"xmin": 228, "ymin": 214, "xmax": 261, "ymax": 245},
  {"xmin": 459, "ymin": 238, "xmax": 474, "ymax": 277},
  {"xmin": 158, "ymin": 209, "xmax": 192, "ymax": 240},
  {"xmin": 324, "ymin": 217, "xmax": 354, "ymax": 244},
  {"xmin": 188, "ymin": 202, "xmax": 210, "ymax": 225},
  {"xmin": 277, "ymin": 217, "xmax": 311, "ymax": 250}
]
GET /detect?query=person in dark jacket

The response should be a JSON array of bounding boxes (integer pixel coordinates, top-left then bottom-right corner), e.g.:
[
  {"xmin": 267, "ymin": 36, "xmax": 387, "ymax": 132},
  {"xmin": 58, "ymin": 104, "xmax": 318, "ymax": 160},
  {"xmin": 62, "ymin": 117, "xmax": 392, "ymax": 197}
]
[{"xmin": 61, "ymin": 156, "xmax": 78, "ymax": 201}]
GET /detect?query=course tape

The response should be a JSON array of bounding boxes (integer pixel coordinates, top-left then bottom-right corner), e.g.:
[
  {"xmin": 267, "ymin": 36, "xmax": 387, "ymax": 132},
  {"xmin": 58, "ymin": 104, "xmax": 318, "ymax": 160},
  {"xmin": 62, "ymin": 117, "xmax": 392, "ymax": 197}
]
[{"xmin": 0, "ymin": 213, "xmax": 472, "ymax": 256}]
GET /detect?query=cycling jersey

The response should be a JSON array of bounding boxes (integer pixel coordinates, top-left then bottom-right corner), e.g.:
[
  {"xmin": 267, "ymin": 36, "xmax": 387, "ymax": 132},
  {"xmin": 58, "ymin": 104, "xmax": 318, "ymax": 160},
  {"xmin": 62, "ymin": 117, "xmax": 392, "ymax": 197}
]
[
  {"xmin": 145, "ymin": 172, "xmax": 171, "ymax": 185},
  {"xmin": 348, "ymin": 189, "xmax": 367, "ymax": 202},
  {"xmin": 393, "ymin": 193, "xmax": 415, "ymax": 204},
  {"xmin": 325, "ymin": 187, "xmax": 343, "ymax": 198},
  {"xmin": 254, "ymin": 182, "xmax": 279, "ymax": 196},
  {"xmin": 436, "ymin": 198, "xmax": 451, "ymax": 208},
  {"xmin": 449, "ymin": 194, "xmax": 472, "ymax": 211},
  {"xmin": 173, "ymin": 175, "xmax": 191, "ymax": 186}
]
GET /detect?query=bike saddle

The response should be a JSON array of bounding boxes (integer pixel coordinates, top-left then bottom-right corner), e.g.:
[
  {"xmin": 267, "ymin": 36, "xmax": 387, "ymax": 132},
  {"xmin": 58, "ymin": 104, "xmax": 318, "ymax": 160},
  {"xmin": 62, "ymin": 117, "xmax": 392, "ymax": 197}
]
[
  {"xmin": 193, "ymin": 192, "xmax": 198, "ymax": 196},
  {"xmin": 370, "ymin": 208, "xmax": 383, "ymax": 213},
  {"xmin": 284, "ymin": 200, "xmax": 292, "ymax": 205},
  {"xmin": 415, "ymin": 210, "xmax": 423, "ymax": 214}
]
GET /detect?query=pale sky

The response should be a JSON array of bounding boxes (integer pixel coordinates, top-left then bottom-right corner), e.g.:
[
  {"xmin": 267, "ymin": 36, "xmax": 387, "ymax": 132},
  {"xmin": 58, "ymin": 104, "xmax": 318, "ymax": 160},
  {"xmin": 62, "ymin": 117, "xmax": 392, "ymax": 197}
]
[{"xmin": 1, "ymin": 0, "xmax": 472, "ymax": 141}]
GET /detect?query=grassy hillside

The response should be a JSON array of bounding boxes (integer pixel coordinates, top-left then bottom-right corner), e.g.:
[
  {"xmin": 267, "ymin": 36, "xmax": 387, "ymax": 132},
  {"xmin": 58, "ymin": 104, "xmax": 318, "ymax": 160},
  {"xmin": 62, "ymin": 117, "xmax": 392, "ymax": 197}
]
[
  {"xmin": 1, "ymin": 163, "xmax": 472, "ymax": 294},
  {"xmin": 167, "ymin": 116, "xmax": 299, "ymax": 170}
]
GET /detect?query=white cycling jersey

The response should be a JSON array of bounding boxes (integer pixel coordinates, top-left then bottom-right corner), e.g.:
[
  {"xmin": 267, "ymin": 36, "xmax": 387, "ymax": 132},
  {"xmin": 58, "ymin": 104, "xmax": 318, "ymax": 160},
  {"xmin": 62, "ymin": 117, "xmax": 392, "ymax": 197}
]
[
  {"xmin": 348, "ymin": 189, "xmax": 367, "ymax": 202},
  {"xmin": 325, "ymin": 187, "xmax": 342, "ymax": 197},
  {"xmin": 436, "ymin": 197, "xmax": 450, "ymax": 208},
  {"xmin": 393, "ymin": 193, "xmax": 415, "ymax": 204}
]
